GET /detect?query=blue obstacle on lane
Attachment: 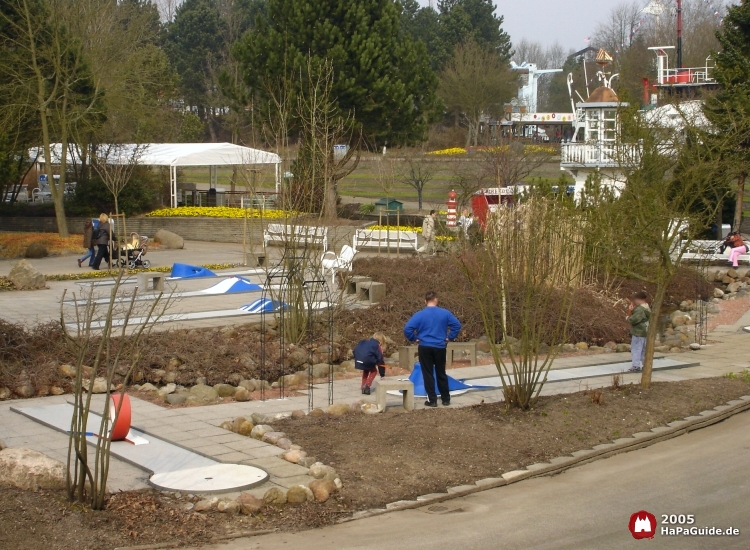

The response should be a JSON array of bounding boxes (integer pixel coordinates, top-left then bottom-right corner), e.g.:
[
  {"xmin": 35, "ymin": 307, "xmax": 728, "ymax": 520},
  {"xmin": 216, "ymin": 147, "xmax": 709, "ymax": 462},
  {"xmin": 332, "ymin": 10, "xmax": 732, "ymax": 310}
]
[
  {"xmin": 201, "ymin": 276, "xmax": 262, "ymax": 294},
  {"xmin": 170, "ymin": 263, "xmax": 217, "ymax": 279},
  {"xmin": 407, "ymin": 362, "xmax": 494, "ymax": 397},
  {"xmin": 239, "ymin": 298, "xmax": 288, "ymax": 313}
]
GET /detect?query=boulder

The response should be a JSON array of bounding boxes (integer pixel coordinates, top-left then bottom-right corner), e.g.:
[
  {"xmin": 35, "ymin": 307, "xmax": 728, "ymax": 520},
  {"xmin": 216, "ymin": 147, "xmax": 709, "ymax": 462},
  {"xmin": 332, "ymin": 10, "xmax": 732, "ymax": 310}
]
[
  {"xmin": 361, "ymin": 403, "xmax": 381, "ymax": 414},
  {"xmin": 327, "ymin": 403, "xmax": 352, "ymax": 416},
  {"xmin": 261, "ymin": 431, "xmax": 287, "ymax": 445},
  {"xmin": 670, "ymin": 311, "xmax": 690, "ymax": 327},
  {"xmin": 309, "ymin": 462, "xmax": 337, "ymax": 480},
  {"xmin": 561, "ymin": 343, "xmax": 577, "ymax": 353},
  {"xmin": 166, "ymin": 393, "xmax": 187, "ymax": 405},
  {"xmin": 24, "ymin": 242, "xmax": 48, "ymax": 259},
  {"xmin": 153, "ymin": 229, "xmax": 184, "ymax": 249},
  {"xmin": 280, "ymin": 373, "xmax": 300, "ymax": 387},
  {"xmin": 475, "ymin": 336, "xmax": 491, "ymax": 353},
  {"xmin": 14, "ymin": 384, "xmax": 34, "ymax": 398},
  {"xmin": 59, "ymin": 364, "xmax": 77, "ymax": 378},
  {"xmin": 338, "ymin": 360, "xmax": 355, "ymax": 372},
  {"xmin": 251, "ymin": 412, "xmax": 274, "ymax": 425},
  {"xmin": 275, "ymin": 438, "xmax": 292, "ymax": 450},
  {"xmin": 262, "ymin": 487, "xmax": 287, "ymax": 507},
  {"xmin": 8, "ymin": 259, "xmax": 45, "ymax": 290},
  {"xmin": 713, "ymin": 288, "xmax": 725, "ymax": 299},
  {"xmin": 0, "ymin": 387, "xmax": 11, "ymax": 400},
  {"xmin": 299, "ymin": 456, "xmax": 317, "ymax": 468},
  {"xmin": 213, "ymin": 383, "xmax": 236, "ymax": 398},
  {"xmin": 157, "ymin": 383, "xmax": 177, "ymax": 397},
  {"xmin": 193, "ymin": 497, "xmax": 218, "ymax": 512},
  {"xmin": 727, "ymin": 282, "xmax": 742, "ymax": 294},
  {"xmin": 189, "ymin": 384, "xmax": 219, "ymax": 401},
  {"xmin": 139, "ymin": 382, "xmax": 158, "ymax": 392},
  {"xmin": 231, "ymin": 417, "xmax": 248, "ymax": 432},
  {"xmin": 195, "ymin": 376, "xmax": 207, "ymax": 385},
  {"xmin": 286, "ymin": 485, "xmax": 314, "ymax": 505},
  {"xmin": 0, "ymin": 448, "xmax": 66, "ymax": 490},
  {"xmin": 282, "ymin": 449, "xmax": 306, "ymax": 464},
  {"xmin": 309, "ymin": 408, "xmax": 325, "ymax": 417},
  {"xmin": 250, "ymin": 424, "xmax": 274, "ymax": 440},
  {"xmin": 237, "ymin": 492, "xmax": 264, "ymax": 515},
  {"xmin": 309, "ymin": 478, "xmax": 337, "ymax": 503},
  {"xmin": 231, "ymin": 421, "xmax": 252, "ymax": 438},
  {"xmin": 615, "ymin": 343, "xmax": 631, "ymax": 353},
  {"xmin": 239, "ymin": 379, "xmax": 257, "ymax": 392},
  {"xmin": 86, "ymin": 377, "xmax": 111, "ymax": 394},
  {"xmin": 311, "ymin": 363, "xmax": 331, "ymax": 378},
  {"xmin": 291, "ymin": 409, "xmax": 306, "ymax": 419},
  {"xmin": 727, "ymin": 268, "xmax": 739, "ymax": 279},
  {"xmin": 284, "ymin": 350, "xmax": 309, "ymax": 369},
  {"xmin": 574, "ymin": 342, "xmax": 588, "ymax": 350},
  {"xmin": 603, "ymin": 341, "xmax": 617, "ymax": 350},
  {"xmin": 234, "ymin": 388, "xmax": 251, "ymax": 402},
  {"xmin": 217, "ymin": 499, "xmax": 240, "ymax": 514}
]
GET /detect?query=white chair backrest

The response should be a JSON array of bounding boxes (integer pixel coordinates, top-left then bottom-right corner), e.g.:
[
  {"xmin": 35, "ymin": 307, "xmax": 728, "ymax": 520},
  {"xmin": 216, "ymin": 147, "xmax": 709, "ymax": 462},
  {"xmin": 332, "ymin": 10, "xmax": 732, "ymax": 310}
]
[{"xmin": 340, "ymin": 245, "xmax": 356, "ymax": 262}]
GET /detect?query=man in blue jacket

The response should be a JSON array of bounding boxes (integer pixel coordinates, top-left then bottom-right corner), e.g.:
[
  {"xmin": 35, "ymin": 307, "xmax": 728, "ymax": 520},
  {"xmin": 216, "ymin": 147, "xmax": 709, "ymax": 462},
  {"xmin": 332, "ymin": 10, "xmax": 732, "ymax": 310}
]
[{"xmin": 403, "ymin": 290, "xmax": 462, "ymax": 407}]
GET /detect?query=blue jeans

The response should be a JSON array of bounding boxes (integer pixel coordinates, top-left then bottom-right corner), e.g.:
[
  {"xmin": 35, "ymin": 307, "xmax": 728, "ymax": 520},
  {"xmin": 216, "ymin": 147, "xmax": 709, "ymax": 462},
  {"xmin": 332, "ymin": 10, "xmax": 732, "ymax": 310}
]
[
  {"xmin": 80, "ymin": 247, "xmax": 95, "ymax": 265},
  {"xmin": 631, "ymin": 336, "xmax": 646, "ymax": 368}
]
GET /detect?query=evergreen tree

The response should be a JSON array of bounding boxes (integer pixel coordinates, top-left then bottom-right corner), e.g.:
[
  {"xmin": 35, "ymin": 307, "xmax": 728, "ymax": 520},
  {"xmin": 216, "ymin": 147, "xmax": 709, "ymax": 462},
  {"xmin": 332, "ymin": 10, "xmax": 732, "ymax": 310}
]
[
  {"xmin": 235, "ymin": 0, "xmax": 439, "ymax": 147},
  {"xmin": 438, "ymin": 0, "xmax": 512, "ymax": 61},
  {"xmin": 703, "ymin": 0, "xmax": 750, "ymax": 231}
]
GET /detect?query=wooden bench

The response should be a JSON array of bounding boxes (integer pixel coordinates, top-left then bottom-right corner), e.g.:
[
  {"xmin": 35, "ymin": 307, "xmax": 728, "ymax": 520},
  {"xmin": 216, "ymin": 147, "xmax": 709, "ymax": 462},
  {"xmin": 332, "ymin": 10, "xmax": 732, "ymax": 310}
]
[
  {"xmin": 399, "ymin": 342, "xmax": 478, "ymax": 370},
  {"xmin": 264, "ymin": 223, "xmax": 328, "ymax": 252},
  {"xmin": 376, "ymin": 379, "xmax": 414, "ymax": 412},
  {"xmin": 354, "ymin": 229, "xmax": 418, "ymax": 252},
  {"xmin": 137, "ymin": 272, "xmax": 166, "ymax": 292}
]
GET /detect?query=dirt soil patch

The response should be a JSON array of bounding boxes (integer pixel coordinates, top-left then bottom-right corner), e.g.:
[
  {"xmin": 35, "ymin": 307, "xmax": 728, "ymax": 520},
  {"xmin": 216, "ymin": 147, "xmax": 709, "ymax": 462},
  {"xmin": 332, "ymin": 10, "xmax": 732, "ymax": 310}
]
[
  {"xmin": 1, "ymin": 377, "xmax": 749, "ymax": 548},
  {"xmin": 277, "ymin": 376, "xmax": 750, "ymax": 510}
]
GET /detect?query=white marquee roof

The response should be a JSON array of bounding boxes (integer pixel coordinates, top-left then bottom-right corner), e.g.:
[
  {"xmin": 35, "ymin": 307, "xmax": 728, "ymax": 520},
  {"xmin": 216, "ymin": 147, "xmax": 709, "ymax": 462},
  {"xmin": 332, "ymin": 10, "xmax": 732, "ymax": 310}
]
[{"xmin": 32, "ymin": 142, "xmax": 281, "ymax": 167}]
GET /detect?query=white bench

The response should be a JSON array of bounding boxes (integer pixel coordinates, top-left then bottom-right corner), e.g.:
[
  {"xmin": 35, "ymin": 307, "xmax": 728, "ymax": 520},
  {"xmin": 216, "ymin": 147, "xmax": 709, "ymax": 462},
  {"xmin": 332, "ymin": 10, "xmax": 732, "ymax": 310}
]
[
  {"xmin": 679, "ymin": 240, "xmax": 750, "ymax": 264},
  {"xmin": 354, "ymin": 229, "xmax": 418, "ymax": 251},
  {"xmin": 264, "ymin": 223, "xmax": 328, "ymax": 252}
]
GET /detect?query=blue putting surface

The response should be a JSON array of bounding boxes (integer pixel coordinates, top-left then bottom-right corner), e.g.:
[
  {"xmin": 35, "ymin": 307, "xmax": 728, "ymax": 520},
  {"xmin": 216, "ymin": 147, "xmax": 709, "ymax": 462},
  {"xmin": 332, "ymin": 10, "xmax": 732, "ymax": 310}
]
[
  {"xmin": 239, "ymin": 298, "xmax": 288, "ymax": 313},
  {"xmin": 405, "ymin": 362, "xmax": 494, "ymax": 397}
]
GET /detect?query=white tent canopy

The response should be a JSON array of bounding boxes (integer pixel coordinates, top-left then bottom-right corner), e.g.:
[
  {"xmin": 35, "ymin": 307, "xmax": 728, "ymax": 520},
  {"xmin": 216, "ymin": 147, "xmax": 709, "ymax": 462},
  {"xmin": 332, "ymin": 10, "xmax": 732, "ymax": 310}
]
[{"xmin": 31, "ymin": 142, "xmax": 282, "ymax": 207}]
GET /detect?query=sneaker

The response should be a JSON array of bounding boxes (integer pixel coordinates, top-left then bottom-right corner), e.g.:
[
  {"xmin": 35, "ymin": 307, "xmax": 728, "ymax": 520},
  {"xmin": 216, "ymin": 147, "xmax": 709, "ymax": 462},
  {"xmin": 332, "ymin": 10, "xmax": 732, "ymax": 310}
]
[
  {"xmin": 442, "ymin": 399, "xmax": 451, "ymax": 406},
  {"xmin": 628, "ymin": 366, "xmax": 642, "ymax": 372},
  {"xmin": 424, "ymin": 400, "xmax": 437, "ymax": 408},
  {"xmin": 363, "ymin": 386, "xmax": 371, "ymax": 395}
]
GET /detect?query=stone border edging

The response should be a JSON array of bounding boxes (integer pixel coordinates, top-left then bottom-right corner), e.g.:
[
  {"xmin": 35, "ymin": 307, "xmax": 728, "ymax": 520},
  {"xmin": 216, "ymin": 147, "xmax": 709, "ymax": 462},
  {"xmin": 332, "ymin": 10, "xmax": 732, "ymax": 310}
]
[{"xmin": 340, "ymin": 394, "xmax": 750, "ymax": 523}]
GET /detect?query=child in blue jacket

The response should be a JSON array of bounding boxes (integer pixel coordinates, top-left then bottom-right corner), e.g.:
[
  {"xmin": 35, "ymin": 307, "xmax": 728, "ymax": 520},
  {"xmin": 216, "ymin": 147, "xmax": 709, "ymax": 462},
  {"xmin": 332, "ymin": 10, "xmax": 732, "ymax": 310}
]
[{"xmin": 354, "ymin": 332, "xmax": 387, "ymax": 395}]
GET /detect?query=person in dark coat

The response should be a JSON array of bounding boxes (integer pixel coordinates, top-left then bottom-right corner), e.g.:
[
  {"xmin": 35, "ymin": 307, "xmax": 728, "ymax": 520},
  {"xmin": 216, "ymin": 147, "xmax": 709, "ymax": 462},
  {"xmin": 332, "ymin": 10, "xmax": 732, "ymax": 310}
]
[
  {"xmin": 91, "ymin": 213, "xmax": 111, "ymax": 270},
  {"xmin": 78, "ymin": 219, "xmax": 95, "ymax": 268},
  {"xmin": 354, "ymin": 332, "xmax": 387, "ymax": 395}
]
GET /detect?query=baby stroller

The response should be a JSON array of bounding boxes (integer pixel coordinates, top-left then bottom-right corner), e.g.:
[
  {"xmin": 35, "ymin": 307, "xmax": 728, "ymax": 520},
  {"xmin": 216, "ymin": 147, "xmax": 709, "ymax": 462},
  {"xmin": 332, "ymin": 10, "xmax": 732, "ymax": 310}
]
[{"xmin": 118, "ymin": 233, "xmax": 151, "ymax": 269}]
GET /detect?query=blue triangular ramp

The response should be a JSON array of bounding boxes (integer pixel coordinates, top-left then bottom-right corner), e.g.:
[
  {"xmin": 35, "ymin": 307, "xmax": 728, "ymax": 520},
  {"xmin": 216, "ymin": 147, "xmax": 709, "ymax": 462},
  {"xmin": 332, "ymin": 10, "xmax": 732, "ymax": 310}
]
[
  {"xmin": 407, "ymin": 362, "xmax": 494, "ymax": 397},
  {"xmin": 239, "ymin": 298, "xmax": 288, "ymax": 313},
  {"xmin": 201, "ymin": 276, "xmax": 262, "ymax": 294},
  {"xmin": 171, "ymin": 263, "xmax": 217, "ymax": 279}
]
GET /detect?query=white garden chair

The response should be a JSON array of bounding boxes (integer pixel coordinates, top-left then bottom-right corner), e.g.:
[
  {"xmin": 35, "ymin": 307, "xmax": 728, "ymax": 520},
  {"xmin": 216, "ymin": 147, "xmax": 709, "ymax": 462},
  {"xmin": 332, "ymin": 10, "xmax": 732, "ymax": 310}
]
[{"xmin": 321, "ymin": 245, "xmax": 357, "ymax": 287}]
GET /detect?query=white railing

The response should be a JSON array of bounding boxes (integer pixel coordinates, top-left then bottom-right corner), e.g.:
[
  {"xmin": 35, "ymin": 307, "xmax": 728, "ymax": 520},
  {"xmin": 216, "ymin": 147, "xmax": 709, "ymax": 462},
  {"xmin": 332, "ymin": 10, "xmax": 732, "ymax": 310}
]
[{"xmin": 561, "ymin": 143, "xmax": 640, "ymax": 168}]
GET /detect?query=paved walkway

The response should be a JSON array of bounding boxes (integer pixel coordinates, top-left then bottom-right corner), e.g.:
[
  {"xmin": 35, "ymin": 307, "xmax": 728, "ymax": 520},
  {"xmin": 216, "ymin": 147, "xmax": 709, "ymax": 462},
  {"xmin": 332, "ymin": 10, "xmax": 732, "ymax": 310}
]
[{"xmin": 3, "ymin": 305, "xmax": 749, "ymax": 498}]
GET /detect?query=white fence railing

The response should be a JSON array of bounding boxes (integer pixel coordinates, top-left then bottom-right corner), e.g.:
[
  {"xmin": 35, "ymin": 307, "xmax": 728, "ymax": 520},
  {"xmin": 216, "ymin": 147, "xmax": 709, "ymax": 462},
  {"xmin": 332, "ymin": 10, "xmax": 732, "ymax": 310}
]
[{"xmin": 561, "ymin": 143, "xmax": 640, "ymax": 168}]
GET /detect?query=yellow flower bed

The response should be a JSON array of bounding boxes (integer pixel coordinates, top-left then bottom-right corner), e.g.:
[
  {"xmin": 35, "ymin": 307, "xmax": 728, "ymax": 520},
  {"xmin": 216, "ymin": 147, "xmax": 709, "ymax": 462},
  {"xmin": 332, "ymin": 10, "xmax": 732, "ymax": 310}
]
[
  {"xmin": 368, "ymin": 225, "xmax": 454, "ymax": 241},
  {"xmin": 146, "ymin": 207, "xmax": 294, "ymax": 219},
  {"xmin": 427, "ymin": 147, "xmax": 467, "ymax": 156},
  {"xmin": 46, "ymin": 263, "xmax": 240, "ymax": 282}
]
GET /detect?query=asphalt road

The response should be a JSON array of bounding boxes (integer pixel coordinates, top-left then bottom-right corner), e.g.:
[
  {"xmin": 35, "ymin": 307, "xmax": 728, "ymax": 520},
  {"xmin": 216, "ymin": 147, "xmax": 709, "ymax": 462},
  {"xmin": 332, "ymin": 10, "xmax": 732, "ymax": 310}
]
[{"xmin": 200, "ymin": 409, "xmax": 750, "ymax": 550}]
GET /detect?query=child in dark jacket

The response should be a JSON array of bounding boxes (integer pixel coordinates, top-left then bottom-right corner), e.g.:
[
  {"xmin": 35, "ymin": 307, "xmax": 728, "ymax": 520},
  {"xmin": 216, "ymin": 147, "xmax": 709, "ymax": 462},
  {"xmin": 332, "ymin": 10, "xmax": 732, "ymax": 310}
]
[{"xmin": 354, "ymin": 332, "xmax": 387, "ymax": 395}]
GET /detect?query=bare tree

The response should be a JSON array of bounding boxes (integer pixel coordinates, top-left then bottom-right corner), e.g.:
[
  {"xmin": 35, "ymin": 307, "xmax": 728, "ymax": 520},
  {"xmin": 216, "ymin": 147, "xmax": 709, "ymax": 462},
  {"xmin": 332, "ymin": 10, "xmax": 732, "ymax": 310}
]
[
  {"xmin": 401, "ymin": 153, "xmax": 434, "ymax": 211},
  {"xmin": 438, "ymin": 40, "xmax": 517, "ymax": 147},
  {"xmin": 481, "ymin": 141, "xmax": 558, "ymax": 188},
  {"xmin": 91, "ymin": 144, "xmax": 145, "ymax": 217}
]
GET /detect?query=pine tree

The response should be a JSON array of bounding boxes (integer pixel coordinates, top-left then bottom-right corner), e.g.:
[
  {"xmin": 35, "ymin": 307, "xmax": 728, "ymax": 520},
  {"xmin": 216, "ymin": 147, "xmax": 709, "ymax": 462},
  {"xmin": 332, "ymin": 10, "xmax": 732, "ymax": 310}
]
[
  {"xmin": 235, "ymin": 0, "xmax": 439, "ymax": 147},
  {"xmin": 704, "ymin": 0, "xmax": 750, "ymax": 231}
]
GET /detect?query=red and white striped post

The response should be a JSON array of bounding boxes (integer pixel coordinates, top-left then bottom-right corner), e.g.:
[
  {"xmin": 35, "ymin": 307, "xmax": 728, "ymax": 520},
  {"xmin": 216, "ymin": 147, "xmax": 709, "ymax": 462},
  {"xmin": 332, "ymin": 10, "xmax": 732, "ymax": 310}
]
[{"xmin": 446, "ymin": 189, "xmax": 458, "ymax": 228}]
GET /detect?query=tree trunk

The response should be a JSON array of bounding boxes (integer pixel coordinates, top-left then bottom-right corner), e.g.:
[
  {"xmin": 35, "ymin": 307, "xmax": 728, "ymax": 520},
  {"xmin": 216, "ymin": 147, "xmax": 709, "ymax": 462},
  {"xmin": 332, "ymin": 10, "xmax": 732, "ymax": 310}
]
[
  {"xmin": 734, "ymin": 172, "xmax": 746, "ymax": 233},
  {"xmin": 418, "ymin": 187, "xmax": 423, "ymax": 211},
  {"xmin": 323, "ymin": 176, "xmax": 337, "ymax": 221},
  {"xmin": 640, "ymin": 281, "xmax": 666, "ymax": 389}
]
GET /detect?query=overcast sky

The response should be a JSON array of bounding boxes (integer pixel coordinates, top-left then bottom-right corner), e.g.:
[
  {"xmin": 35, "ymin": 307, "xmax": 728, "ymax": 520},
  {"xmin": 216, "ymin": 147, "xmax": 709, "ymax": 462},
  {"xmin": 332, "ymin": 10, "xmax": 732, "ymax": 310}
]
[{"xmin": 418, "ymin": 0, "xmax": 628, "ymax": 51}]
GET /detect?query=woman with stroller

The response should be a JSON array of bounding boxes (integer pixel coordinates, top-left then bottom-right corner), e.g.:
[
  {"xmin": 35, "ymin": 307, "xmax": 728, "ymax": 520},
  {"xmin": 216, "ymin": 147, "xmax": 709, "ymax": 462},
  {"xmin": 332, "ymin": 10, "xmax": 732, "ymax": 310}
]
[
  {"xmin": 77, "ymin": 219, "xmax": 95, "ymax": 268},
  {"xmin": 91, "ymin": 213, "xmax": 111, "ymax": 270}
]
